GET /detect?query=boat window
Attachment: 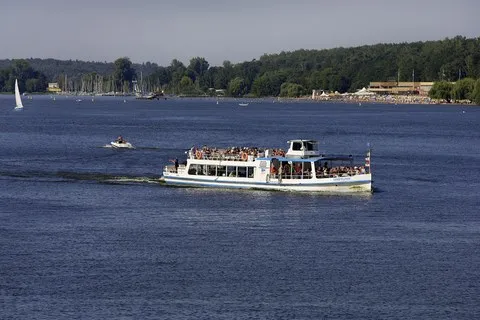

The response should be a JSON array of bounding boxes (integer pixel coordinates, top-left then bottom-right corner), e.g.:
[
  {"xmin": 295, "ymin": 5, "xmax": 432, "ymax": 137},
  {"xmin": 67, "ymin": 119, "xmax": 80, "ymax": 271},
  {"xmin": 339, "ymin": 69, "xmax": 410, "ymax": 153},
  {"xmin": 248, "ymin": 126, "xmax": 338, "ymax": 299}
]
[
  {"xmin": 292, "ymin": 142, "xmax": 302, "ymax": 151},
  {"xmin": 207, "ymin": 165, "xmax": 217, "ymax": 176},
  {"xmin": 190, "ymin": 164, "xmax": 255, "ymax": 178},
  {"xmin": 217, "ymin": 166, "xmax": 226, "ymax": 177},
  {"xmin": 227, "ymin": 166, "xmax": 236, "ymax": 177},
  {"xmin": 303, "ymin": 162, "xmax": 312, "ymax": 179},
  {"xmin": 188, "ymin": 164, "xmax": 197, "ymax": 175},
  {"xmin": 195, "ymin": 164, "xmax": 205, "ymax": 175},
  {"xmin": 305, "ymin": 141, "xmax": 316, "ymax": 151},
  {"xmin": 281, "ymin": 161, "xmax": 313, "ymax": 180},
  {"xmin": 237, "ymin": 167, "xmax": 247, "ymax": 178}
]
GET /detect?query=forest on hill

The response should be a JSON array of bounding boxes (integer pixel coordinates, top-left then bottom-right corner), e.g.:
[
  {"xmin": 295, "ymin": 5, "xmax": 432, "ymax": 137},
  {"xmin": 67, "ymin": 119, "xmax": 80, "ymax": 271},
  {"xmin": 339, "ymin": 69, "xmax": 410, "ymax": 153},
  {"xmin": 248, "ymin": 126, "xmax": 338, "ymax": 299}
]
[{"xmin": 1, "ymin": 36, "xmax": 479, "ymax": 102}]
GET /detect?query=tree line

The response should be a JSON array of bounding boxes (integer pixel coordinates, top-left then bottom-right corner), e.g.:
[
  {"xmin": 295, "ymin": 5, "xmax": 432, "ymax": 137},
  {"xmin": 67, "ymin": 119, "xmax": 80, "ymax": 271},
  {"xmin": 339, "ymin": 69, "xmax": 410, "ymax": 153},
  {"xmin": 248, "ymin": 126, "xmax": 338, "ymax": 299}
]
[
  {"xmin": 429, "ymin": 78, "xmax": 480, "ymax": 104},
  {"xmin": 1, "ymin": 36, "xmax": 479, "ymax": 104}
]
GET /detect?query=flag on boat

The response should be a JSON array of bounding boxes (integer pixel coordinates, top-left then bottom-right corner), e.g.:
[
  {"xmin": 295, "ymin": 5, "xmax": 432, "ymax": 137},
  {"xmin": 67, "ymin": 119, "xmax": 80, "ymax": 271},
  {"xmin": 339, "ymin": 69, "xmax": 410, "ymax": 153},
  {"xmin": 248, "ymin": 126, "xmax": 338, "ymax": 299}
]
[{"xmin": 365, "ymin": 151, "xmax": 371, "ymax": 167}]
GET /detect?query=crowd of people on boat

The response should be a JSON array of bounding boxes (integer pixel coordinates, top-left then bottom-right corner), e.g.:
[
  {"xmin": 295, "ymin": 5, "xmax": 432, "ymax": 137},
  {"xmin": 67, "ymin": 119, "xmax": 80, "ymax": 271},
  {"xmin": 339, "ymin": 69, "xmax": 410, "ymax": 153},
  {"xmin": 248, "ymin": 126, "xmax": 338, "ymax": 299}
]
[
  {"xmin": 269, "ymin": 162, "xmax": 367, "ymax": 179},
  {"xmin": 189, "ymin": 145, "xmax": 286, "ymax": 161},
  {"xmin": 316, "ymin": 165, "xmax": 367, "ymax": 177}
]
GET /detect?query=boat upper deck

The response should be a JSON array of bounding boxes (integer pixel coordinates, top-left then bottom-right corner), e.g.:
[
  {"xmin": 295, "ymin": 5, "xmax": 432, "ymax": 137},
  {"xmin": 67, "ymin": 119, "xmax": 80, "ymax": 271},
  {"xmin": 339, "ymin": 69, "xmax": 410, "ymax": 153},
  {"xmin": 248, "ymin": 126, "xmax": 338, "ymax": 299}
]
[
  {"xmin": 188, "ymin": 139, "xmax": 324, "ymax": 161},
  {"xmin": 188, "ymin": 146, "xmax": 285, "ymax": 161}
]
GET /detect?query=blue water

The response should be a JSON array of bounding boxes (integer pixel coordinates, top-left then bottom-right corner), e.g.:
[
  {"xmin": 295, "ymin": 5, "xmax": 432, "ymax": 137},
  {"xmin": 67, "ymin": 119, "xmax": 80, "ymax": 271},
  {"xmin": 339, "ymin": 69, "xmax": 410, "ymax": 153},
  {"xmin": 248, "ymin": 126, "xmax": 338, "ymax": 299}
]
[{"xmin": 0, "ymin": 95, "xmax": 479, "ymax": 319}]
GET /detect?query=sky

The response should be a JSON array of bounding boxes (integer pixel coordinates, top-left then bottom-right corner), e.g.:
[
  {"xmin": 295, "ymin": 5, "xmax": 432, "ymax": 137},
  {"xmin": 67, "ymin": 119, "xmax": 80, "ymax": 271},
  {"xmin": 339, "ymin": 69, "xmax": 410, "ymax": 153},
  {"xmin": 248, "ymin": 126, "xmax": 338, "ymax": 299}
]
[{"xmin": 1, "ymin": 0, "xmax": 479, "ymax": 67}]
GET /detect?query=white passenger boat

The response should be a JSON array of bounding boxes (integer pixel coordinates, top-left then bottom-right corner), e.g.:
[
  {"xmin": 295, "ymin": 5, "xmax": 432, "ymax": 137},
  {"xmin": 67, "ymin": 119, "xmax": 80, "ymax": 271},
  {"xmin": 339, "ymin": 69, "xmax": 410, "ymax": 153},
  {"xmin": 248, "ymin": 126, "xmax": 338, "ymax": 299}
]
[{"xmin": 163, "ymin": 139, "xmax": 372, "ymax": 193}]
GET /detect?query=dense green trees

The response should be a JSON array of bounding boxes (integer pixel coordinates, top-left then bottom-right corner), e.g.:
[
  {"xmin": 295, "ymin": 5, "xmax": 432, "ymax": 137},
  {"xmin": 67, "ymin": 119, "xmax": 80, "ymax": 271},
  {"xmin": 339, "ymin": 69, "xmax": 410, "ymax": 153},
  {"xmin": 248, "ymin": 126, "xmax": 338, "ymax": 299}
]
[
  {"xmin": 429, "ymin": 78, "xmax": 480, "ymax": 103},
  {"xmin": 280, "ymin": 83, "xmax": 306, "ymax": 97},
  {"xmin": 251, "ymin": 71, "xmax": 288, "ymax": 96},
  {"xmin": 113, "ymin": 57, "xmax": 135, "ymax": 92},
  {"xmin": 452, "ymin": 78, "xmax": 476, "ymax": 100},
  {"xmin": 1, "ymin": 36, "xmax": 479, "ymax": 104},
  {"xmin": 469, "ymin": 79, "xmax": 480, "ymax": 105},
  {"xmin": 228, "ymin": 77, "xmax": 247, "ymax": 97},
  {"xmin": 429, "ymin": 81, "xmax": 454, "ymax": 102},
  {"xmin": 0, "ymin": 59, "xmax": 47, "ymax": 93}
]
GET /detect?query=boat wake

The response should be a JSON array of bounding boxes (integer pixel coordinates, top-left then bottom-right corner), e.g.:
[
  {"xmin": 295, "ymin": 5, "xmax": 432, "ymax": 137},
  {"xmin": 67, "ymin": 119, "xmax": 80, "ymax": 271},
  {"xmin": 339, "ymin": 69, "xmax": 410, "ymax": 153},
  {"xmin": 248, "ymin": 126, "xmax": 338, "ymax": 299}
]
[
  {"xmin": 100, "ymin": 145, "xmax": 161, "ymax": 150},
  {"xmin": 57, "ymin": 171, "xmax": 163, "ymax": 184},
  {"xmin": 0, "ymin": 169, "xmax": 163, "ymax": 185}
]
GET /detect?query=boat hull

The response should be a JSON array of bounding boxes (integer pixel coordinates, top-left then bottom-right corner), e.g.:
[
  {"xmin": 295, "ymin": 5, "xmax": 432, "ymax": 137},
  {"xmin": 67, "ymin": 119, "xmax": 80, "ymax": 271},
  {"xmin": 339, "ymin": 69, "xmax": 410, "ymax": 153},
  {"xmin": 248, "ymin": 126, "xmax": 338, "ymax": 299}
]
[
  {"xmin": 163, "ymin": 173, "xmax": 372, "ymax": 193},
  {"xmin": 110, "ymin": 141, "xmax": 134, "ymax": 149}
]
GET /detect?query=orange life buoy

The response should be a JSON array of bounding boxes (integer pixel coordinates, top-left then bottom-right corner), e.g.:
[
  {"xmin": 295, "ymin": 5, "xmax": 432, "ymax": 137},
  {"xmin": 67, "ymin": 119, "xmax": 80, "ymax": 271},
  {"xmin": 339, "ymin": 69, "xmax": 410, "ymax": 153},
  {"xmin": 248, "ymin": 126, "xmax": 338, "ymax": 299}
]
[
  {"xmin": 195, "ymin": 150, "xmax": 203, "ymax": 159},
  {"xmin": 241, "ymin": 152, "xmax": 248, "ymax": 161},
  {"xmin": 270, "ymin": 166, "xmax": 277, "ymax": 174}
]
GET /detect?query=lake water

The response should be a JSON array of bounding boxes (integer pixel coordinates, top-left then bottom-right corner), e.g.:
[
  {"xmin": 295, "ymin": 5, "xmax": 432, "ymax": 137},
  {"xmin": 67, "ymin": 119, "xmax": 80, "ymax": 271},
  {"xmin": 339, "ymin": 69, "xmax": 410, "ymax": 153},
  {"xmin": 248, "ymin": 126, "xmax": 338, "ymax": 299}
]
[{"xmin": 0, "ymin": 95, "xmax": 479, "ymax": 319}]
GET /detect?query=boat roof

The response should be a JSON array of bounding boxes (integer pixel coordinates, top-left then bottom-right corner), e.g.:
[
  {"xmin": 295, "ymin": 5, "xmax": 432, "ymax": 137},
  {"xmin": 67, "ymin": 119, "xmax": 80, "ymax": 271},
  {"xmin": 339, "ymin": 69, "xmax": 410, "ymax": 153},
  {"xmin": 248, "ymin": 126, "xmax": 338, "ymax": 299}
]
[{"xmin": 287, "ymin": 139, "xmax": 318, "ymax": 143}]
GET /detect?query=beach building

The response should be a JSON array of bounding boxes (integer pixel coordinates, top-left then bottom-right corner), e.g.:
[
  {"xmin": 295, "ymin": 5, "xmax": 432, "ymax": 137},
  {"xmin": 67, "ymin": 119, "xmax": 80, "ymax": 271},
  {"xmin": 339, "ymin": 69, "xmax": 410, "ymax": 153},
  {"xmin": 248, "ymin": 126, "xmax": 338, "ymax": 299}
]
[
  {"xmin": 47, "ymin": 83, "xmax": 61, "ymax": 93},
  {"xmin": 368, "ymin": 81, "xmax": 434, "ymax": 96}
]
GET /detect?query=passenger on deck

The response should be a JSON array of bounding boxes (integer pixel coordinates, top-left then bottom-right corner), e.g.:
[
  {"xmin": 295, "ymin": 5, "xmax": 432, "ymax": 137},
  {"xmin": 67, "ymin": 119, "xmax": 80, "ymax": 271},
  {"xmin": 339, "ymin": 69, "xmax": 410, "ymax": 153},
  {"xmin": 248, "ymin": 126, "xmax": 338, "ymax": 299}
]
[
  {"xmin": 170, "ymin": 158, "xmax": 179, "ymax": 172},
  {"xmin": 294, "ymin": 163, "xmax": 302, "ymax": 174},
  {"xmin": 270, "ymin": 166, "xmax": 278, "ymax": 175}
]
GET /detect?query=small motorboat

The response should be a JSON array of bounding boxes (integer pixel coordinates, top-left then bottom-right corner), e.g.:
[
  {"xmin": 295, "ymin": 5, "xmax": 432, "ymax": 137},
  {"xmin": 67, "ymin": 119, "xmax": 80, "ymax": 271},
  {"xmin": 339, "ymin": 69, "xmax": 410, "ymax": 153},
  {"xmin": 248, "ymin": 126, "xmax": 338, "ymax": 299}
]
[
  {"xmin": 110, "ymin": 136, "xmax": 134, "ymax": 149},
  {"xmin": 111, "ymin": 141, "xmax": 134, "ymax": 149}
]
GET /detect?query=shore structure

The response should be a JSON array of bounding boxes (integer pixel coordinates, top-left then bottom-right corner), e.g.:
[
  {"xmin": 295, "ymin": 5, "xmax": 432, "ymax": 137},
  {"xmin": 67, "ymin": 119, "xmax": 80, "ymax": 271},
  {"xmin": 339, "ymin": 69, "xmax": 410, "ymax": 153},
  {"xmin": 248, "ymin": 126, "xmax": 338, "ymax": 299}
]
[
  {"xmin": 163, "ymin": 140, "xmax": 372, "ymax": 193},
  {"xmin": 311, "ymin": 81, "xmax": 469, "ymax": 105}
]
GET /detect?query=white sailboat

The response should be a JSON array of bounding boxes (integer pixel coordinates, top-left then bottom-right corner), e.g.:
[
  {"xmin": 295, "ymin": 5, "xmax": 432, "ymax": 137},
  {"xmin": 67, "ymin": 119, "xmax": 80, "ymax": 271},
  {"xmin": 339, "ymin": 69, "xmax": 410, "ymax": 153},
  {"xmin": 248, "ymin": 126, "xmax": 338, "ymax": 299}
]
[{"xmin": 14, "ymin": 79, "xmax": 24, "ymax": 110}]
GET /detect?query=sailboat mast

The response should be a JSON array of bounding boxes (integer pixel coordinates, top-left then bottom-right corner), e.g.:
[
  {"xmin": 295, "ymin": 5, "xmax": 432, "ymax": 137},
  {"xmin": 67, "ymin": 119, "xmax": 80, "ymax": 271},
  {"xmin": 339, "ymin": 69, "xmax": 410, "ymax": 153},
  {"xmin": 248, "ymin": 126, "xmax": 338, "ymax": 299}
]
[{"xmin": 65, "ymin": 74, "xmax": 68, "ymax": 93}]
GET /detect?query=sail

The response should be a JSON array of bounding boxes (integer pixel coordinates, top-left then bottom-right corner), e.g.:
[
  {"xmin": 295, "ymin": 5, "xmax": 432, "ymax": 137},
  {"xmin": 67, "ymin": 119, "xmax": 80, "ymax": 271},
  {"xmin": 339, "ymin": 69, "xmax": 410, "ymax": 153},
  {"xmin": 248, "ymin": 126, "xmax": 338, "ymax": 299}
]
[{"xmin": 14, "ymin": 79, "xmax": 24, "ymax": 109}]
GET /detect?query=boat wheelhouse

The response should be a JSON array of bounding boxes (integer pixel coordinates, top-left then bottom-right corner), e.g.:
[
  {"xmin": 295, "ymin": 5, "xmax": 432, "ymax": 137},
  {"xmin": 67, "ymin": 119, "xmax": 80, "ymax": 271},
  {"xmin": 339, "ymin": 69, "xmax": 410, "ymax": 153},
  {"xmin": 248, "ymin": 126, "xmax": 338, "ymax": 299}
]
[{"xmin": 162, "ymin": 139, "xmax": 372, "ymax": 193}]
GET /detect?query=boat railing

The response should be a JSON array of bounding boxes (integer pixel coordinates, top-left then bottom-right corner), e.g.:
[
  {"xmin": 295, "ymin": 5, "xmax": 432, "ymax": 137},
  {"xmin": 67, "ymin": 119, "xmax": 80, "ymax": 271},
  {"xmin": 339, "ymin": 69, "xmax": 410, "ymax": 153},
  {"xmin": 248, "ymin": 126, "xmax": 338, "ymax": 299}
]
[
  {"xmin": 164, "ymin": 164, "xmax": 186, "ymax": 174},
  {"xmin": 189, "ymin": 152, "xmax": 254, "ymax": 162},
  {"xmin": 315, "ymin": 172, "xmax": 363, "ymax": 179},
  {"xmin": 269, "ymin": 171, "xmax": 365, "ymax": 180},
  {"xmin": 270, "ymin": 173, "xmax": 314, "ymax": 180}
]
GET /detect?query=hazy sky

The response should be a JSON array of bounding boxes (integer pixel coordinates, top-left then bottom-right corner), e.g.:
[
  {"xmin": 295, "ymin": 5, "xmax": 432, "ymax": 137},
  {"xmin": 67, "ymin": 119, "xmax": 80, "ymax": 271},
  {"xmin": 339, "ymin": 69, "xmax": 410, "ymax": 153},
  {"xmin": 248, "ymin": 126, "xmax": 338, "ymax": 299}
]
[{"xmin": 1, "ymin": 0, "xmax": 478, "ymax": 66}]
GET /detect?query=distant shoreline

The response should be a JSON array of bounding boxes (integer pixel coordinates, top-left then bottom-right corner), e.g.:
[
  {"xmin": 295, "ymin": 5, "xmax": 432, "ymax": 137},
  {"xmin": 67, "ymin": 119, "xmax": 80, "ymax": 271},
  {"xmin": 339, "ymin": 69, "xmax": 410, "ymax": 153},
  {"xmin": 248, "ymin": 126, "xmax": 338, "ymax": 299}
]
[{"xmin": 1, "ymin": 92, "xmax": 476, "ymax": 106}]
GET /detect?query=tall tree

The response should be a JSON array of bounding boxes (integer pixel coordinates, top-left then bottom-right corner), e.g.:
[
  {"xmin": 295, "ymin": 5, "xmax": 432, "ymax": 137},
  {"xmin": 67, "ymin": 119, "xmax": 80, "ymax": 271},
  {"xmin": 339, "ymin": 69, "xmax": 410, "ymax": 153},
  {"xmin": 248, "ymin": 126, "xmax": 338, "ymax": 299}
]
[
  {"xmin": 113, "ymin": 57, "xmax": 135, "ymax": 92},
  {"xmin": 471, "ymin": 79, "xmax": 480, "ymax": 105},
  {"xmin": 228, "ymin": 77, "xmax": 247, "ymax": 97},
  {"xmin": 452, "ymin": 78, "xmax": 476, "ymax": 101},
  {"xmin": 429, "ymin": 81, "xmax": 454, "ymax": 102},
  {"xmin": 168, "ymin": 59, "xmax": 186, "ymax": 92}
]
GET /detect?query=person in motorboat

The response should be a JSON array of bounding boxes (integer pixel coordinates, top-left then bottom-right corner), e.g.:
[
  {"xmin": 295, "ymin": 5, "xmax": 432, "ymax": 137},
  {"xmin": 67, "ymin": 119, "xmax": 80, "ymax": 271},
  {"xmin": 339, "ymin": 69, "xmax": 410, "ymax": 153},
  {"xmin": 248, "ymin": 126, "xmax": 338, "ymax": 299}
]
[{"xmin": 109, "ymin": 135, "xmax": 134, "ymax": 149}]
